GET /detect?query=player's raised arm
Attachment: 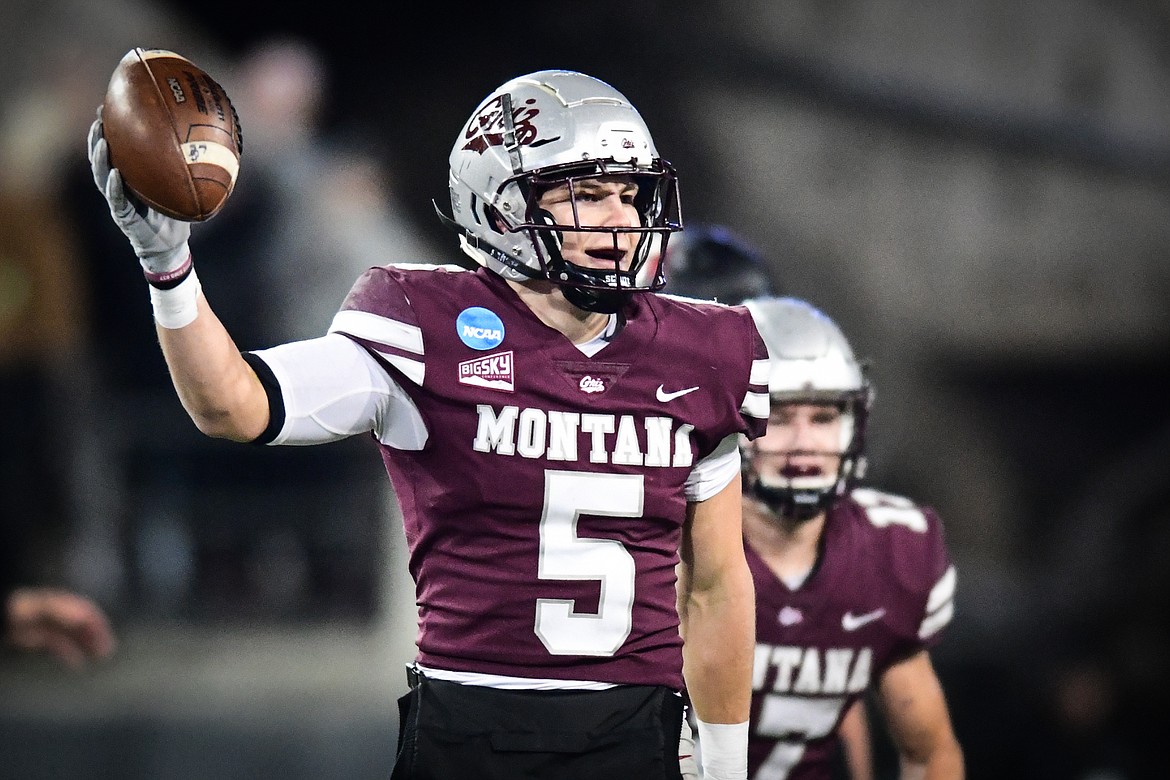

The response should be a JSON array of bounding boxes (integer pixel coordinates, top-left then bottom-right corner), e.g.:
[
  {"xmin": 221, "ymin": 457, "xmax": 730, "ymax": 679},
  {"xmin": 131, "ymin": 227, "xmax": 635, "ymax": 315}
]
[{"xmin": 88, "ymin": 116, "xmax": 270, "ymax": 442}]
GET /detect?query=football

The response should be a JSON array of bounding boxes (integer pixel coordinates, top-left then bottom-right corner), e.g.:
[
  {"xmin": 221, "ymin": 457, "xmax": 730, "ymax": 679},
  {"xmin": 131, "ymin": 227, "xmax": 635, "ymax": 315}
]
[{"xmin": 101, "ymin": 47, "xmax": 242, "ymax": 222}]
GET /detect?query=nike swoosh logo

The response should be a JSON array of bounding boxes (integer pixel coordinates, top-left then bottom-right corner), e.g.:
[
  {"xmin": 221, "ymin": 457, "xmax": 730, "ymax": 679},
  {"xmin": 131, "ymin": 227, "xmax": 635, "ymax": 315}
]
[
  {"xmin": 656, "ymin": 385, "xmax": 700, "ymax": 402},
  {"xmin": 841, "ymin": 608, "xmax": 886, "ymax": 631}
]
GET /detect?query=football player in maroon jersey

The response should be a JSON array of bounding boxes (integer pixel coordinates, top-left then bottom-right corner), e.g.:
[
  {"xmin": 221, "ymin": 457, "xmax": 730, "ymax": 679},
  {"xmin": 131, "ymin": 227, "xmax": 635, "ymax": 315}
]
[
  {"xmin": 730, "ymin": 296, "xmax": 964, "ymax": 780},
  {"xmin": 88, "ymin": 70, "xmax": 769, "ymax": 779},
  {"xmin": 660, "ymin": 232, "xmax": 877, "ymax": 780}
]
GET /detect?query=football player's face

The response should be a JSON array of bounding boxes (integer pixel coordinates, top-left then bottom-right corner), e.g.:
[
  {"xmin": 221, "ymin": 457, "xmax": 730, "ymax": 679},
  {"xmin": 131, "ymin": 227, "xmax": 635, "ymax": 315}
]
[
  {"xmin": 537, "ymin": 176, "xmax": 640, "ymax": 270},
  {"xmin": 753, "ymin": 402, "xmax": 843, "ymax": 483}
]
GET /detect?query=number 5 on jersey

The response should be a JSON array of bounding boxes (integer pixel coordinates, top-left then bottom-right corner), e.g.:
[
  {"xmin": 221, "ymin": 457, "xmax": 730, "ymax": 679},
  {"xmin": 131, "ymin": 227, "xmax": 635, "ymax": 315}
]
[{"xmin": 535, "ymin": 470, "xmax": 641, "ymax": 656}]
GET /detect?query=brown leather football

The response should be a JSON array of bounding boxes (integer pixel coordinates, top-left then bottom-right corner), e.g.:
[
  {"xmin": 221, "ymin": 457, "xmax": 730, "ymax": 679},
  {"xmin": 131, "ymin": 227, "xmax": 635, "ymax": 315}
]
[{"xmin": 101, "ymin": 48, "xmax": 242, "ymax": 222}]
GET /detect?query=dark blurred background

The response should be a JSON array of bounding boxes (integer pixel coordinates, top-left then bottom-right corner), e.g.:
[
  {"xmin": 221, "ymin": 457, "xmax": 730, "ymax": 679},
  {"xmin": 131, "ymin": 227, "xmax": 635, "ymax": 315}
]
[{"xmin": 2, "ymin": 1, "xmax": 1167, "ymax": 778}]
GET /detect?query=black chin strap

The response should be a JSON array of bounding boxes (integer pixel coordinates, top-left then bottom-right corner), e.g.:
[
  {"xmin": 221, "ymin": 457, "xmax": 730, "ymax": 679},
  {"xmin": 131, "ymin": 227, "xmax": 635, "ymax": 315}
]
[
  {"xmin": 562, "ymin": 285, "xmax": 631, "ymax": 314},
  {"xmin": 751, "ymin": 479, "xmax": 830, "ymax": 523}
]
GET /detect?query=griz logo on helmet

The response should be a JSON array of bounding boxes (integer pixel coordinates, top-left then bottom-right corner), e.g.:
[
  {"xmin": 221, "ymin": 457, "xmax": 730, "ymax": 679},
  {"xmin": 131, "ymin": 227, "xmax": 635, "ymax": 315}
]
[{"xmin": 461, "ymin": 95, "xmax": 559, "ymax": 156}]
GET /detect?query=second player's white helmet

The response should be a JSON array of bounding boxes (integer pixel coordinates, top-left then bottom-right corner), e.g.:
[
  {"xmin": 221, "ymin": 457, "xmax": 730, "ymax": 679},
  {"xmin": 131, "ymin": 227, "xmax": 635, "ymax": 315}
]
[
  {"xmin": 743, "ymin": 296, "xmax": 873, "ymax": 518},
  {"xmin": 441, "ymin": 70, "xmax": 681, "ymax": 312}
]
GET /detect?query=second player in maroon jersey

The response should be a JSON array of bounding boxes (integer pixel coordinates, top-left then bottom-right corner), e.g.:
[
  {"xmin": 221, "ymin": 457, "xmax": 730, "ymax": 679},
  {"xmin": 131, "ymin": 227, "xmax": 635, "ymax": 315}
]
[{"xmin": 734, "ymin": 296, "xmax": 964, "ymax": 780}]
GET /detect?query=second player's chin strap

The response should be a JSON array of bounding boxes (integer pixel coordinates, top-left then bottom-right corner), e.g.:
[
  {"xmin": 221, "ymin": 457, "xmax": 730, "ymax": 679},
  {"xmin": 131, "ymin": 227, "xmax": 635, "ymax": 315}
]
[
  {"xmin": 749, "ymin": 455, "xmax": 857, "ymax": 522},
  {"xmin": 751, "ymin": 479, "xmax": 834, "ymax": 523}
]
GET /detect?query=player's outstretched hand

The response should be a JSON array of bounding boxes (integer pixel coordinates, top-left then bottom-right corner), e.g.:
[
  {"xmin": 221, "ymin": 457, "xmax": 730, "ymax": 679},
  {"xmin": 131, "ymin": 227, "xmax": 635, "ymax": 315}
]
[
  {"xmin": 4, "ymin": 587, "xmax": 117, "ymax": 670},
  {"xmin": 88, "ymin": 111, "xmax": 191, "ymax": 284}
]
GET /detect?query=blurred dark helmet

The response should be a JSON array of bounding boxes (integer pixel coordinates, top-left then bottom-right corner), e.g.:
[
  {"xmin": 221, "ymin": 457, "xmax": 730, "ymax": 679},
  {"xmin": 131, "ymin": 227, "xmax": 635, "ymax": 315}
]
[{"xmin": 661, "ymin": 223, "xmax": 778, "ymax": 304}]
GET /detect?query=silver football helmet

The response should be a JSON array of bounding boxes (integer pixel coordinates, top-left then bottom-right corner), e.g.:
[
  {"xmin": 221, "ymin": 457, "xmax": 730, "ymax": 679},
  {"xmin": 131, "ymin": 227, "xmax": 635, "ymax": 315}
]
[
  {"xmin": 743, "ymin": 296, "xmax": 873, "ymax": 519},
  {"xmin": 440, "ymin": 70, "xmax": 681, "ymax": 313}
]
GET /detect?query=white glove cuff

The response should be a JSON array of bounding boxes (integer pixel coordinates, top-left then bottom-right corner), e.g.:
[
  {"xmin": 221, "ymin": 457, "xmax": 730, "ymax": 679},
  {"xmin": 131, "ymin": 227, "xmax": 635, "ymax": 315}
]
[
  {"xmin": 150, "ymin": 268, "xmax": 201, "ymax": 329},
  {"xmin": 695, "ymin": 719, "xmax": 749, "ymax": 780}
]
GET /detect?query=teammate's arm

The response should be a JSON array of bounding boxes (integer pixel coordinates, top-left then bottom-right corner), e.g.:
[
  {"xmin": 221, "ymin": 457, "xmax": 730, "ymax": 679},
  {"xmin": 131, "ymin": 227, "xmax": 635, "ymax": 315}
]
[
  {"xmin": 839, "ymin": 699, "xmax": 876, "ymax": 780},
  {"xmin": 677, "ymin": 472, "xmax": 754, "ymax": 779},
  {"xmin": 876, "ymin": 649, "xmax": 964, "ymax": 780}
]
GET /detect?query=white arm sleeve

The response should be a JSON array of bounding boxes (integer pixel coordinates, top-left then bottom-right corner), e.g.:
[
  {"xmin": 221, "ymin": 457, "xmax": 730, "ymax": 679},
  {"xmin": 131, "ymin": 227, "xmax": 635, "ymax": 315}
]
[
  {"xmin": 249, "ymin": 333, "xmax": 429, "ymax": 450},
  {"xmin": 684, "ymin": 434, "xmax": 742, "ymax": 503}
]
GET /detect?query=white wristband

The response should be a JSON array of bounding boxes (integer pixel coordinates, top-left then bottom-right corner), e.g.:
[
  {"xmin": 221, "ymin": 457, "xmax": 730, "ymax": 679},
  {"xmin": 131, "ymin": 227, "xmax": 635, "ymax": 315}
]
[
  {"xmin": 149, "ymin": 268, "xmax": 201, "ymax": 329},
  {"xmin": 695, "ymin": 719, "xmax": 749, "ymax": 780}
]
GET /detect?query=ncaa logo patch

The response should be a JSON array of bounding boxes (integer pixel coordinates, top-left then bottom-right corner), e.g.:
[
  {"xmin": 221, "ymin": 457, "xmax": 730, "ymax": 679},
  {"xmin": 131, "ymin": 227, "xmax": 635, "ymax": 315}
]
[{"xmin": 456, "ymin": 307, "xmax": 505, "ymax": 350}]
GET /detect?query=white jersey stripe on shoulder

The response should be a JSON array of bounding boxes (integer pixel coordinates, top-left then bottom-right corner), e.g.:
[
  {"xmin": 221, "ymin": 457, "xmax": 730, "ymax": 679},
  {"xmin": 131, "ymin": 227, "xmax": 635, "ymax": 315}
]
[
  {"xmin": 918, "ymin": 600, "xmax": 954, "ymax": 640},
  {"xmin": 330, "ymin": 310, "xmax": 424, "ymax": 355},
  {"xmin": 740, "ymin": 390, "xmax": 770, "ymax": 420},
  {"xmin": 926, "ymin": 565, "xmax": 957, "ymax": 614},
  {"xmin": 376, "ymin": 350, "xmax": 425, "ymax": 386},
  {"xmin": 387, "ymin": 261, "xmax": 469, "ymax": 272},
  {"xmin": 750, "ymin": 358, "xmax": 771, "ymax": 386},
  {"xmin": 656, "ymin": 292, "xmax": 731, "ymax": 307}
]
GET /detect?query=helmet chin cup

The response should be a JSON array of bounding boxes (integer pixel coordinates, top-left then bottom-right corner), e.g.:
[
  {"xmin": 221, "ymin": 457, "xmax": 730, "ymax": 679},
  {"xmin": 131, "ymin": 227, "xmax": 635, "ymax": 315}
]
[
  {"xmin": 562, "ymin": 285, "xmax": 630, "ymax": 314},
  {"xmin": 751, "ymin": 479, "xmax": 830, "ymax": 522},
  {"xmin": 546, "ymin": 246, "xmax": 640, "ymax": 313},
  {"xmin": 749, "ymin": 464, "xmax": 843, "ymax": 522}
]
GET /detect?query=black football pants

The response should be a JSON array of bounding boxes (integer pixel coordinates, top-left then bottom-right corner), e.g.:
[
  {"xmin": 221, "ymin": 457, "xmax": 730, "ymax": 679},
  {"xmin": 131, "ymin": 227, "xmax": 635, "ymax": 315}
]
[{"xmin": 391, "ymin": 675, "xmax": 685, "ymax": 780}]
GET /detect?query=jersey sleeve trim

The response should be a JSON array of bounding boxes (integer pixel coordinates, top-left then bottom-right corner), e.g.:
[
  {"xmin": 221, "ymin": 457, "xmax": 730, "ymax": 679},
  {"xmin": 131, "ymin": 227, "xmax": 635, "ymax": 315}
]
[
  {"xmin": 740, "ymin": 359, "xmax": 771, "ymax": 421},
  {"xmin": 918, "ymin": 564, "xmax": 957, "ymax": 640},
  {"xmin": 738, "ymin": 327, "xmax": 771, "ymax": 434},
  {"xmin": 684, "ymin": 434, "xmax": 741, "ymax": 502},
  {"xmin": 330, "ymin": 309, "xmax": 424, "ymax": 354},
  {"xmin": 749, "ymin": 357, "xmax": 771, "ymax": 385},
  {"xmin": 329, "ymin": 310, "xmax": 426, "ymax": 386},
  {"xmin": 740, "ymin": 390, "xmax": 769, "ymax": 421}
]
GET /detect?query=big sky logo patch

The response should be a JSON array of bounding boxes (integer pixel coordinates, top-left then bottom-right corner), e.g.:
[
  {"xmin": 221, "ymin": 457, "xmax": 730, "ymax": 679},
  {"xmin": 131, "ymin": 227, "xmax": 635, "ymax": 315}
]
[{"xmin": 459, "ymin": 351, "xmax": 515, "ymax": 392}]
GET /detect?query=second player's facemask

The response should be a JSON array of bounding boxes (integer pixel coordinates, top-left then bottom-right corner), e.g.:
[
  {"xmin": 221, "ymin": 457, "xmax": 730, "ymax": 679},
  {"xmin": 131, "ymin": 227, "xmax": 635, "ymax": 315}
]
[{"xmin": 741, "ymin": 297, "xmax": 874, "ymax": 522}]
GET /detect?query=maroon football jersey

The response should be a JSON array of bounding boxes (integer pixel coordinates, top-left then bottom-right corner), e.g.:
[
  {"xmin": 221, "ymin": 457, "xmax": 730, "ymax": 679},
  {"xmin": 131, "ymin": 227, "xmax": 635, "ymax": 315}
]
[
  {"xmin": 331, "ymin": 264, "xmax": 769, "ymax": 691},
  {"xmin": 746, "ymin": 487, "xmax": 956, "ymax": 780}
]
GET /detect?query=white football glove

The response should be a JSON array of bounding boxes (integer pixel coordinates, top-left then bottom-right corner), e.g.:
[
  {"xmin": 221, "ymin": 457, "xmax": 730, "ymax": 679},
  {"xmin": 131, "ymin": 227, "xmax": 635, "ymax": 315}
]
[{"xmin": 87, "ymin": 112, "xmax": 191, "ymax": 283}]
